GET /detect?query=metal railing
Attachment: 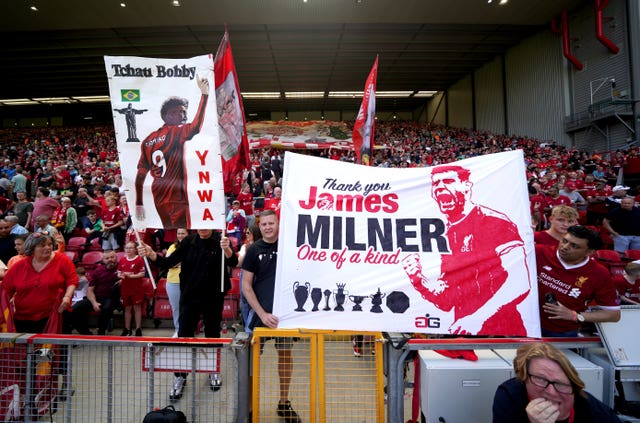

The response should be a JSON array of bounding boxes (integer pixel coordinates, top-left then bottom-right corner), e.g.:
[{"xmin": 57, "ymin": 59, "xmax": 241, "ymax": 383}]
[{"xmin": 0, "ymin": 333, "xmax": 239, "ymax": 422}]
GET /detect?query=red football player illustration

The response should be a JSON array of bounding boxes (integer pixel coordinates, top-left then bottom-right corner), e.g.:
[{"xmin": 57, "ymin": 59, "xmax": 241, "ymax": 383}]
[
  {"xmin": 402, "ymin": 164, "xmax": 531, "ymax": 335},
  {"xmin": 135, "ymin": 76, "xmax": 209, "ymax": 228}
]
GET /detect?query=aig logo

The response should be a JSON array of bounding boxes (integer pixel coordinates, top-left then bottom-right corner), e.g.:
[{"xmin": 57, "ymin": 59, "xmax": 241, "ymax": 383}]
[{"xmin": 415, "ymin": 313, "xmax": 441, "ymax": 328}]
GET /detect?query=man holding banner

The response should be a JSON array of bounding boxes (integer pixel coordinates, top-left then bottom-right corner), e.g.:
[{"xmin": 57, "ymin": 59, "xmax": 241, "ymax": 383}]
[
  {"xmin": 242, "ymin": 210, "xmax": 301, "ymax": 423},
  {"xmin": 134, "ymin": 76, "xmax": 210, "ymax": 228},
  {"xmin": 403, "ymin": 164, "xmax": 531, "ymax": 335}
]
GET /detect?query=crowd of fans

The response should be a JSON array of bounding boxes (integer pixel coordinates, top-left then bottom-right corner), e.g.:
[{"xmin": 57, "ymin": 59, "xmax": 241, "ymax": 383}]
[{"xmin": 0, "ymin": 121, "xmax": 638, "ymax": 333}]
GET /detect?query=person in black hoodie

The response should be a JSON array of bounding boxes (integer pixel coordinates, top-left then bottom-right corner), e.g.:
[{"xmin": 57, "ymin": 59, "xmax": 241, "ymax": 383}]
[
  {"xmin": 493, "ymin": 342, "xmax": 621, "ymax": 423},
  {"xmin": 139, "ymin": 229, "xmax": 237, "ymax": 400}
]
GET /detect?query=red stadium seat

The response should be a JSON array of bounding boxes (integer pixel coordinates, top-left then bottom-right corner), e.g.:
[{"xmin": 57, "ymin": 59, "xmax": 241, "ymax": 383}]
[
  {"xmin": 231, "ymin": 267, "xmax": 242, "ymax": 280},
  {"xmin": 595, "ymin": 249, "xmax": 623, "ymax": 263},
  {"xmin": 86, "ymin": 237, "xmax": 103, "ymax": 252},
  {"xmin": 66, "ymin": 236, "xmax": 87, "ymax": 253},
  {"xmin": 155, "ymin": 278, "xmax": 168, "ymax": 298},
  {"xmin": 595, "ymin": 250, "xmax": 626, "ymax": 296},
  {"xmin": 625, "ymin": 250, "xmax": 640, "ymax": 261},
  {"xmin": 80, "ymin": 251, "xmax": 104, "ymax": 271},
  {"xmin": 228, "ymin": 277, "xmax": 240, "ymax": 295},
  {"xmin": 64, "ymin": 251, "xmax": 78, "ymax": 263}
]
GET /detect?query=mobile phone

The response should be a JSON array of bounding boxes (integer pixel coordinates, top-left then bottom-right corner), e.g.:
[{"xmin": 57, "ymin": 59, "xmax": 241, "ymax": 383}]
[{"xmin": 545, "ymin": 292, "xmax": 558, "ymax": 305}]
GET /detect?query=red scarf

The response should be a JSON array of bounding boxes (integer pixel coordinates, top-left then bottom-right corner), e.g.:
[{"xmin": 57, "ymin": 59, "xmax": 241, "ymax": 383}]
[{"xmin": 51, "ymin": 206, "xmax": 67, "ymax": 228}]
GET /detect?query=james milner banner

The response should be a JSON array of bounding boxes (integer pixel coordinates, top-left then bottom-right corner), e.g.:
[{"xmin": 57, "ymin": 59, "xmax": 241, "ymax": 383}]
[
  {"xmin": 274, "ymin": 150, "xmax": 541, "ymax": 336},
  {"xmin": 104, "ymin": 55, "xmax": 225, "ymax": 230}
]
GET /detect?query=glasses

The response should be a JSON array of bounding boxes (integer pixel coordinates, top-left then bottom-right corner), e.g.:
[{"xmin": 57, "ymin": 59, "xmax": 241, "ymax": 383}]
[{"xmin": 528, "ymin": 374, "xmax": 574, "ymax": 394}]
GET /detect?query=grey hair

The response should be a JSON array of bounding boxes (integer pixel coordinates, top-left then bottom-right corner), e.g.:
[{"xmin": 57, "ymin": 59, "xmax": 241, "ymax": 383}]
[
  {"xmin": 4, "ymin": 215, "xmax": 19, "ymax": 225},
  {"xmin": 23, "ymin": 232, "xmax": 57, "ymax": 256}
]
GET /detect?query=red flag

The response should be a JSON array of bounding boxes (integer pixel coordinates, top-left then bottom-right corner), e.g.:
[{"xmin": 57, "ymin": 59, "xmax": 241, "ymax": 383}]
[
  {"xmin": 214, "ymin": 30, "xmax": 251, "ymax": 193},
  {"xmin": 352, "ymin": 56, "xmax": 378, "ymax": 166}
]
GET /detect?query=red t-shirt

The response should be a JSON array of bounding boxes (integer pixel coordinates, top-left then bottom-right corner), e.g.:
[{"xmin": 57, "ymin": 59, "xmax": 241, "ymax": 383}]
[
  {"xmin": 118, "ymin": 255, "xmax": 146, "ymax": 297},
  {"xmin": 102, "ymin": 206, "xmax": 122, "ymax": 227},
  {"xmin": 236, "ymin": 191, "xmax": 254, "ymax": 216},
  {"xmin": 534, "ymin": 231, "xmax": 559, "ymax": 247},
  {"xmin": 536, "ymin": 244, "xmax": 619, "ymax": 333},
  {"xmin": 2, "ymin": 252, "xmax": 79, "ymax": 321}
]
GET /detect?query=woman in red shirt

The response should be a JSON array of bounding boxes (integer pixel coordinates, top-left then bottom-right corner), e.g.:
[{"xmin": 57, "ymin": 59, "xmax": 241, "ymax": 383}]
[{"xmin": 2, "ymin": 232, "xmax": 78, "ymax": 333}]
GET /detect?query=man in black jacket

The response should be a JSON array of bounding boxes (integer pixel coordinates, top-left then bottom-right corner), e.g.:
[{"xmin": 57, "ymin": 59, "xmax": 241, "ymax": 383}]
[{"xmin": 139, "ymin": 229, "xmax": 237, "ymax": 400}]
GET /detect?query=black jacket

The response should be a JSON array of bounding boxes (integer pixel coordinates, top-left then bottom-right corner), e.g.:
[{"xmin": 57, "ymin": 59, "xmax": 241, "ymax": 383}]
[{"xmin": 152, "ymin": 232, "xmax": 238, "ymax": 303}]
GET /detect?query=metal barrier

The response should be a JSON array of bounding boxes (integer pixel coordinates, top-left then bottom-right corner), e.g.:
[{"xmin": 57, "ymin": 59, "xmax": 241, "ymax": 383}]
[
  {"xmin": 0, "ymin": 333, "xmax": 239, "ymax": 422},
  {"xmin": 0, "ymin": 331, "xmax": 606, "ymax": 422},
  {"xmin": 251, "ymin": 328, "xmax": 384, "ymax": 423},
  {"xmin": 385, "ymin": 335, "xmax": 604, "ymax": 423}
]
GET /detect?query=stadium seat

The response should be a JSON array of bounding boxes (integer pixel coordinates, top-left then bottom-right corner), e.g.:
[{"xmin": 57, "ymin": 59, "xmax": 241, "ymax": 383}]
[
  {"xmin": 228, "ymin": 277, "xmax": 240, "ymax": 295},
  {"xmin": 595, "ymin": 249, "xmax": 623, "ymax": 263},
  {"xmin": 231, "ymin": 267, "xmax": 241, "ymax": 280},
  {"xmin": 86, "ymin": 237, "xmax": 103, "ymax": 252},
  {"xmin": 66, "ymin": 236, "xmax": 87, "ymax": 254},
  {"xmin": 595, "ymin": 250, "xmax": 626, "ymax": 293},
  {"xmin": 625, "ymin": 250, "xmax": 640, "ymax": 261},
  {"xmin": 64, "ymin": 250, "xmax": 78, "ymax": 263},
  {"xmin": 80, "ymin": 251, "xmax": 104, "ymax": 271},
  {"xmin": 116, "ymin": 251, "xmax": 127, "ymax": 262},
  {"xmin": 155, "ymin": 278, "xmax": 168, "ymax": 298}
]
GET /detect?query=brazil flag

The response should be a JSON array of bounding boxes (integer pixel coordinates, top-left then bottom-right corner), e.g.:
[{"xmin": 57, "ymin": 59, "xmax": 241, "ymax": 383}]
[{"xmin": 121, "ymin": 89, "xmax": 140, "ymax": 102}]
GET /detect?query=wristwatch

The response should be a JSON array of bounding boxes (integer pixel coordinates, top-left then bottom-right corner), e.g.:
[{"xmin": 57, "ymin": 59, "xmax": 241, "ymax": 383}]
[{"xmin": 576, "ymin": 313, "xmax": 585, "ymax": 323}]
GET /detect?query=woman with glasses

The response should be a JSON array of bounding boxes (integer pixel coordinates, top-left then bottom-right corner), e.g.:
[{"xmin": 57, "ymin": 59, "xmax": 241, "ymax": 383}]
[{"xmin": 493, "ymin": 342, "xmax": 620, "ymax": 422}]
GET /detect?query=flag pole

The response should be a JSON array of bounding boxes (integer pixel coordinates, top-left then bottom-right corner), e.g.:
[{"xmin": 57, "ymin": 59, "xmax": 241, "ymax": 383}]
[{"xmin": 133, "ymin": 226, "xmax": 157, "ymax": 291}]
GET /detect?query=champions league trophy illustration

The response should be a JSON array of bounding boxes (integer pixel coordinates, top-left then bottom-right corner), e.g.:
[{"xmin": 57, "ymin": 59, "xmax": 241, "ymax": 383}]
[
  {"xmin": 293, "ymin": 281, "xmax": 311, "ymax": 312},
  {"xmin": 310, "ymin": 287, "xmax": 323, "ymax": 312},
  {"xmin": 349, "ymin": 295, "xmax": 366, "ymax": 311},
  {"xmin": 370, "ymin": 288, "xmax": 386, "ymax": 313},
  {"xmin": 323, "ymin": 289, "xmax": 332, "ymax": 311},
  {"xmin": 334, "ymin": 283, "xmax": 348, "ymax": 312}
]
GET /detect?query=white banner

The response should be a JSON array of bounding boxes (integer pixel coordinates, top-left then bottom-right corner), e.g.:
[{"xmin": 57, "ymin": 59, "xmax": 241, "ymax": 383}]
[
  {"xmin": 104, "ymin": 55, "xmax": 225, "ymax": 230},
  {"xmin": 274, "ymin": 151, "xmax": 541, "ymax": 336}
]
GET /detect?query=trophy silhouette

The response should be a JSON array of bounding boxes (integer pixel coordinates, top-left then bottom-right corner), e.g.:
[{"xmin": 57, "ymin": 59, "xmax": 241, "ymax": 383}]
[
  {"xmin": 334, "ymin": 283, "xmax": 348, "ymax": 311},
  {"xmin": 349, "ymin": 295, "xmax": 366, "ymax": 311},
  {"xmin": 293, "ymin": 281, "xmax": 310, "ymax": 312},
  {"xmin": 370, "ymin": 288, "xmax": 386, "ymax": 313},
  {"xmin": 310, "ymin": 287, "xmax": 323, "ymax": 311},
  {"xmin": 322, "ymin": 289, "xmax": 332, "ymax": 311}
]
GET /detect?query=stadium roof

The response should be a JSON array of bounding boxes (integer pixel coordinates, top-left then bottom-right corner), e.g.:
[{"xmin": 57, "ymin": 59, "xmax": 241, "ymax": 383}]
[{"xmin": 1, "ymin": 0, "xmax": 585, "ymax": 114}]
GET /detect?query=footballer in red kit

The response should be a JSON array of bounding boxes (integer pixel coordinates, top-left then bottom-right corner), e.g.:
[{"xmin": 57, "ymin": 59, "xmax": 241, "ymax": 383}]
[
  {"xmin": 402, "ymin": 165, "xmax": 531, "ymax": 336},
  {"xmin": 135, "ymin": 76, "xmax": 210, "ymax": 228}
]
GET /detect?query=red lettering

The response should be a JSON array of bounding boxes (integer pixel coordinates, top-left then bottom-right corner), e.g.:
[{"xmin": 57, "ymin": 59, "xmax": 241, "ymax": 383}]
[
  {"xmin": 198, "ymin": 171, "xmax": 210, "ymax": 184},
  {"xmin": 197, "ymin": 190, "xmax": 213, "ymax": 202},
  {"xmin": 202, "ymin": 208, "xmax": 214, "ymax": 221},
  {"xmin": 299, "ymin": 186, "xmax": 317, "ymax": 209},
  {"xmin": 298, "ymin": 185, "xmax": 399, "ymax": 213},
  {"xmin": 415, "ymin": 317, "xmax": 428, "ymax": 328},
  {"xmin": 195, "ymin": 150, "xmax": 209, "ymax": 165},
  {"xmin": 382, "ymin": 193, "xmax": 399, "ymax": 213},
  {"xmin": 364, "ymin": 194, "xmax": 381, "ymax": 212},
  {"xmin": 297, "ymin": 244, "xmax": 327, "ymax": 262}
]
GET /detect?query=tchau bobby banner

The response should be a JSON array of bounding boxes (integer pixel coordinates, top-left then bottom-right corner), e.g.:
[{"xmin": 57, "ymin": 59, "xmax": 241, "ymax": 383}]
[
  {"xmin": 274, "ymin": 151, "xmax": 541, "ymax": 336},
  {"xmin": 104, "ymin": 55, "xmax": 225, "ymax": 230}
]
